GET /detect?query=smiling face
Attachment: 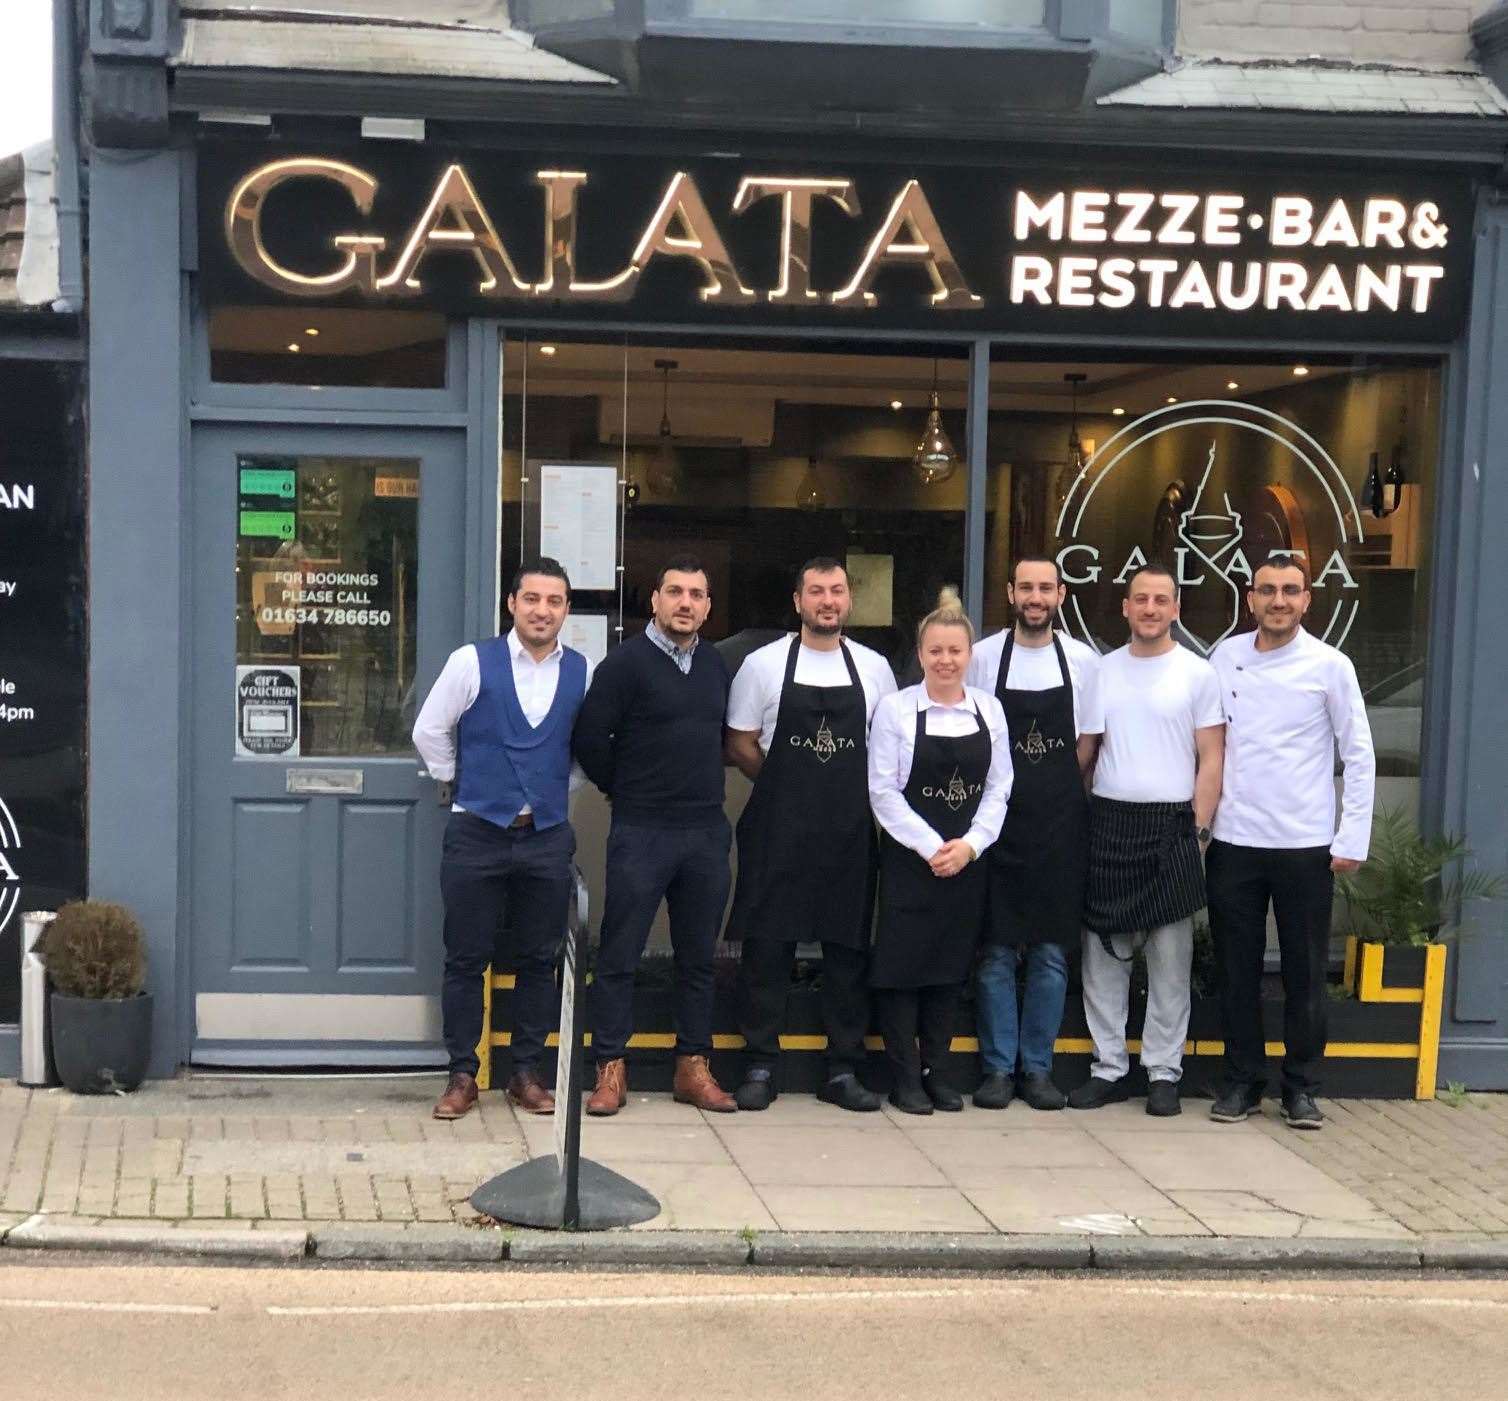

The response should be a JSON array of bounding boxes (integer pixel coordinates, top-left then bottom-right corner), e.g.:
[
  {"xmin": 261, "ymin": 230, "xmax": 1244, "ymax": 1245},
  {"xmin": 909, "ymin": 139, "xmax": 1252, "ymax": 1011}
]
[
  {"xmin": 1008, "ymin": 560, "xmax": 1065, "ymax": 637},
  {"xmin": 1121, "ymin": 568, "xmax": 1180, "ymax": 645},
  {"xmin": 1248, "ymin": 561, "xmax": 1311, "ymax": 645},
  {"xmin": 507, "ymin": 571, "xmax": 570, "ymax": 648},
  {"xmin": 795, "ymin": 567, "xmax": 852, "ymax": 638},
  {"xmin": 651, "ymin": 568, "xmax": 711, "ymax": 640},
  {"xmin": 918, "ymin": 620, "xmax": 972, "ymax": 693}
]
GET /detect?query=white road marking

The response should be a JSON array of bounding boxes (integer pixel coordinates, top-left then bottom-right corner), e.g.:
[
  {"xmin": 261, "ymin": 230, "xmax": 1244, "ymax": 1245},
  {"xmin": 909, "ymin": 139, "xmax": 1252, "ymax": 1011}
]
[
  {"xmin": 0, "ymin": 1299, "xmax": 215, "ymax": 1316},
  {"xmin": 1094, "ymin": 1284, "xmax": 1508, "ymax": 1311},
  {"xmin": 267, "ymin": 1285, "xmax": 1027, "ymax": 1317}
]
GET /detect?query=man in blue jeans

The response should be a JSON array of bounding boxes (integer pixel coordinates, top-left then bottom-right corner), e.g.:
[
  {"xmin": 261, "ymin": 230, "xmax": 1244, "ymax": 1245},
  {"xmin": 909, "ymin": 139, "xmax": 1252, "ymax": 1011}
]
[{"xmin": 967, "ymin": 557, "xmax": 1103, "ymax": 1110}]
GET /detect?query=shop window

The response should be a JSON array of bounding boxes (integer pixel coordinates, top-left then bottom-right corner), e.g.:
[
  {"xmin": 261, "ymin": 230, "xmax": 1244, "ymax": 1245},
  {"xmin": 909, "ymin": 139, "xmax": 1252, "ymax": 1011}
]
[
  {"xmin": 234, "ymin": 455, "xmax": 419, "ymax": 757},
  {"xmin": 209, "ymin": 307, "xmax": 448, "ymax": 389},
  {"xmin": 983, "ymin": 355, "xmax": 1442, "ymax": 816}
]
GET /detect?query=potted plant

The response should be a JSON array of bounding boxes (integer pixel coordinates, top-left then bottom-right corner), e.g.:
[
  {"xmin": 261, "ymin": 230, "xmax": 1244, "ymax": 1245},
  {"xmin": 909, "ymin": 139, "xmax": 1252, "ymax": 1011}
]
[
  {"xmin": 36, "ymin": 900, "xmax": 152, "ymax": 1094},
  {"xmin": 1338, "ymin": 807, "xmax": 1508, "ymax": 998}
]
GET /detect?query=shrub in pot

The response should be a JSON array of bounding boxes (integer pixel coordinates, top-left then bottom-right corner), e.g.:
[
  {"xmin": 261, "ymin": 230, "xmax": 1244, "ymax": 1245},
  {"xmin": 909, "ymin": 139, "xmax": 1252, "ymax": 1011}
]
[{"xmin": 36, "ymin": 900, "xmax": 152, "ymax": 1094}]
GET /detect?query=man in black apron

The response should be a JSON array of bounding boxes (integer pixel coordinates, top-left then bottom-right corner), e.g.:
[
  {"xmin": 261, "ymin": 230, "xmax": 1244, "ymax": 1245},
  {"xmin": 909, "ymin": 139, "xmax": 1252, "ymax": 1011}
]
[
  {"xmin": 868, "ymin": 605, "xmax": 1012, "ymax": 1114},
  {"xmin": 725, "ymin": 558, "xmax": 896, "ymax": 1112},
  {"xmin": 967, "ymin": 557, "xmax": 1103, "ymax": 1111}
]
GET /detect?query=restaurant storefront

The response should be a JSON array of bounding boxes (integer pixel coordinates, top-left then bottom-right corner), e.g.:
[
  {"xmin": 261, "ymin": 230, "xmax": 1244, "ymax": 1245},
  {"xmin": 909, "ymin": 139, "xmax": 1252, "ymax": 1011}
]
[{"xmin": 35, "ymin": 2, "xmax": 1508, "ymax": 1088}]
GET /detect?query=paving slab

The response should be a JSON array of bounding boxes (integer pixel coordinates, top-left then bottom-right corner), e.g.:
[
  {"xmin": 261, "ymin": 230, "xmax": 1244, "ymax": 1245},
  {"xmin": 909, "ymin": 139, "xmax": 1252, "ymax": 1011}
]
[
  {"xmin": 756, "ymin": 1185, "xmax": 993, "ymax": 1234},
  {"xmin": 749, "ymin": 1231, "xmax": 1092, "ymax": 1269},
  {"xmin": 710, "ymin": 1125, "xmax": 949, "ymax": 1187},
  {"xmin": 906, "ymin": 1126, "xmax": 1123, "ymax": 1183},
  {"xmin": 620, "ymin": 1162, "xmax": 778, "ymax": 1233},
  {"xmin": 182, "ymin": 1142, "xmax": 527, "ymax": 1177},
  {"xmin": 311, "ymin": 1222, "xmax": 505, "ymax": 1261},
  {"xmin": 520, "ymin": 1120, "xmax": 735, "ymax": 1167}
]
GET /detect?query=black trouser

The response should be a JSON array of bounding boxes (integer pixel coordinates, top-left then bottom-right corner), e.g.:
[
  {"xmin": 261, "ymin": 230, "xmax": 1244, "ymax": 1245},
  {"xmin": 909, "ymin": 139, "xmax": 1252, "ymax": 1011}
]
[
  {"xmin": 439, "ymin": 811, "xmax": 574, "ymax": 1078},
  {"xmin": 873, "ymin": 985, "xmax": 963, "ymax": 1092},
  {"xmin": 738, "ymin": 940, "xmax": 870, "ymax": 1080},
  {"xmin": 593, "ymin": 819, "xmax": 732, "ymax": 1063},
  {"xmin": 1206, "ymin": 840, "xmax": 1334, "ymax": 1096}
]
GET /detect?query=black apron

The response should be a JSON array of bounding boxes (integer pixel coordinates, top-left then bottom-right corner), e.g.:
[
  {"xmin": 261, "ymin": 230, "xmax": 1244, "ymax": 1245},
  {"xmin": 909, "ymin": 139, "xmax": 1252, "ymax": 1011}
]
[
  {"xmin": 726, "ymin": 637, "xmax": 875, "ymax": 949},
  {"xmin": 988, "ymin": 633, "xmax": 1089, "ymax": 948},
  {"xmin": 870, "ymin": 700, "xmax": 993, "ymax": 989}
]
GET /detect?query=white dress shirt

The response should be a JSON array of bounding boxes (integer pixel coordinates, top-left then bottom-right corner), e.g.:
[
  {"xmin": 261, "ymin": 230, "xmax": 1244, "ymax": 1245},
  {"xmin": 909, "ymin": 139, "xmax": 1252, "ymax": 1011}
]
[
  {"xmin": 1210, "ymin": 627, "xmax": 1376, "ymax": 861},
  {"xmin": 867, "ymin": 683, "xmax": 1013, "ymax": 861},
  {"xmin": 967, "ymin": 628, "xmax": 1106, "ymax": 737},
  {"xmin": 411, "ymin": 629, "xmax": 594, "ymax": 814},
  {"xmin": 726, "ymin": 634, "xmax": 897, "ymax": 754}
]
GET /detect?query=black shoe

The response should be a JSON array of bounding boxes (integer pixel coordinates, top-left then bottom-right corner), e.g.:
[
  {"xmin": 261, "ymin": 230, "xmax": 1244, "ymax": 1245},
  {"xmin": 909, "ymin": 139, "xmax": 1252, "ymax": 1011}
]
[
  {"xmin": 889, "ymin": 1084, "xmax": 933, "ymax": 1115},
  {"xmin": 1281, "ymin": 1091, "xmax": 1324, "ymax": 1130},
  {"xmin": 1209, "ymin": 1084, "xmax": 1263, "ymax": 1123},
  {"xmin": 1146, "ymin": 1080, "xmax": 1182, "ymax": 1117},
  {"xmin": 1018, "ymin": 1072, "xmax": 1068, "ymax": 1111},
  {"xmin": 1067, "ymin": 1075, "xmax": 1130, "ymax": 1110},
  {"xmin": 922, "ymin": 1071, "xmax": 964, "ymax": 1112},
  {"xmin": 972, "ymin": 1072, "xmax": 1015, "ymax": 1110},
  {"xmin": 734, "ymin": 1069, "xmax": 776, "ymax": 1112},
  {"xmin": 817, "ymin": 1072, "xmax": 882, "ymax": 1113}
]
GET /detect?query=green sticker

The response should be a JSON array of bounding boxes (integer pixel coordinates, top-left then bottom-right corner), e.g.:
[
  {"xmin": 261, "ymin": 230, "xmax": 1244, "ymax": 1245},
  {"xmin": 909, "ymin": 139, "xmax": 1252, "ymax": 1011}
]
[
  {"xmin": 239, "ymin": 468, "xmax": 296, "ymax": 498},
  {"xmin": 239, "ymin": 510, "xmax": 297, "ymax": 539}
]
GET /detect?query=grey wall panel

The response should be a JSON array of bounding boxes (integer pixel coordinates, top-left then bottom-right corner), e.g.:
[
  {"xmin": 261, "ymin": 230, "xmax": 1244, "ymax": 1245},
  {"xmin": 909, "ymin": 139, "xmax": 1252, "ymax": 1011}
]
[
  {"xmin": 230, "ymin": 801, "xmax": 313, "ymax": 970},
  {"xmin": 88, "ymin": 149, "xmax": 187, "ymax": 1076},
  {"xmin": 336, "ymin": 802, "xmax": 418, "ymax": 972}
]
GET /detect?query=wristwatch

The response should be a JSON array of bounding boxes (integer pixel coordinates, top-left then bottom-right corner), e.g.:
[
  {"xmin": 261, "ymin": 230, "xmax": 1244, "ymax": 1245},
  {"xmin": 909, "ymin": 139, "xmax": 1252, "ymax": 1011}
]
[{"xmin": 1196, "ymin": 825, "xmax": 1213, "ymax": 843}]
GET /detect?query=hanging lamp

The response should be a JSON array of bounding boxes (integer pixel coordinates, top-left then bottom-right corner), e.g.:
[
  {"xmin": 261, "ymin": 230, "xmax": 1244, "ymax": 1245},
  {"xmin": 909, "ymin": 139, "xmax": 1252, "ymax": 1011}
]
[
  {"xmin": 645, "ymin": 357, "xmax": 683, "ymax": 497},
  {"xmin": 911, "ymin": 360, "xmax": 959, "ymax": 486},
  {"xmin": 1052, "ymin": 372, "xmax": 1089, "ymax": 519},
  {"xmin": 796, "ymin": 404, "xmax": 827, "ymax": 510}
]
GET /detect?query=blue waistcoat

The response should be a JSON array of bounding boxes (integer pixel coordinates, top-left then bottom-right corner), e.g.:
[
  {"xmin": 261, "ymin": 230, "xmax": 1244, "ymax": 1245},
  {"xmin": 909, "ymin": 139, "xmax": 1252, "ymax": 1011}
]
[{"xmin": 455, "ymin": 638, "xmax": 587, "ymax": 832}]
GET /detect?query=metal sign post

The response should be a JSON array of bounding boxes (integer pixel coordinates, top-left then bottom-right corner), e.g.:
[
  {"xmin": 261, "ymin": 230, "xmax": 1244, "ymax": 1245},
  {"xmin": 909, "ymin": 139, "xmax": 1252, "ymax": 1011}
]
[{"xmin": 471, "ymin": 867, "xmax": 659, "ymax": 1231}]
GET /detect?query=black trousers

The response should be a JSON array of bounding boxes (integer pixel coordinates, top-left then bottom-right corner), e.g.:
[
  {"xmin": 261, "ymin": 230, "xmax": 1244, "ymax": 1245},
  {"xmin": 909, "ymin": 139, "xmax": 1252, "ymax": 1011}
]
[
  {"xmin": 873, "ymin": 985, "xmax": 963, "ymax": 1091},
  {"xmin": 593, "ymin": 819, "xmax": 732, "ymax": 1063},
  {"xmin": 1206, "ymin": 840, "xmax": 1334, "ymax": 1096},
  {"xmin": 439, "ymin": 811, "xmax": 574, "ymax": 1078},
  {"xmin": 738, "ymin": 940, "xmax": 870, "ymax": 1079}
]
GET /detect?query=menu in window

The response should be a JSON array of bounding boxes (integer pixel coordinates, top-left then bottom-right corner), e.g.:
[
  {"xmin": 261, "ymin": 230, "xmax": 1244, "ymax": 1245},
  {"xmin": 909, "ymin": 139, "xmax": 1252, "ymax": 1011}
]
[{"xmin": 539, "ymin": 464, "xmax": 618, "ymax": 592}]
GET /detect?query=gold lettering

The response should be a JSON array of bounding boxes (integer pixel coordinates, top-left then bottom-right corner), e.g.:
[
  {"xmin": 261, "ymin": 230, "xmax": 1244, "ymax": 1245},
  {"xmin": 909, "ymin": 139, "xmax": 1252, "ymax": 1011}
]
[
  {"xmin": 731, "ymin": 177, "xmax": 860, "ymax": 304},
  {"xmin": 225, "ymin": 158, "xmax": 383, "ymax": 297},
  {"xmin": 572, "ymin": 171, "xmax": 755, "ymax": 304},
  {"xmin": 830, "ymin": 179, "xmax": 980, "ymax": 309},
  {"xmin": 377, "ymin": 163, "xmax": 530, "ymax": 297},
  {"xmin": 533, "ymin": 169, "xmax": 588, "ymax": 295}
]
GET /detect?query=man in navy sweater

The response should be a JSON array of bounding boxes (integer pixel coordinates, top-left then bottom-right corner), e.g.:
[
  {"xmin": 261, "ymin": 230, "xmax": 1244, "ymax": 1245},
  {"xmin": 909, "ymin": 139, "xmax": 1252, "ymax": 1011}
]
[
  {"xmin": 413, "ymin": 558, "xmax": 591, "ymax": 1121},
  {"xmin": 573, "ymin": 556, "xmax": 737, "ymax": 1114}
]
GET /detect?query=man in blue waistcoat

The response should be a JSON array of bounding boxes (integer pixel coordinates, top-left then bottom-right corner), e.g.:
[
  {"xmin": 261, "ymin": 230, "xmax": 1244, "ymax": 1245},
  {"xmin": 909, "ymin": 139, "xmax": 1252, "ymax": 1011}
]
[{"xmin": 413, "ymin": 557, "xmax": 592, "ymax": 1120}]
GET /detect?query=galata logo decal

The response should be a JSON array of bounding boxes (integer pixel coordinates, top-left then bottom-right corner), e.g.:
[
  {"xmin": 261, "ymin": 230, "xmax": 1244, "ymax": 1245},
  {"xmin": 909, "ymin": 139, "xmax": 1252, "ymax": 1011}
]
[
  {"xmin": 1054, "ymin": 401, "xmax": 1363, "ymax": 657},
  {"xmin": 0, "ymin": 796, "xmax": 20, "ymax": 940},
  {"xmin": 1015, "ymin": 719, "xmax": 1066, "ymax": 765},
  {"xmin": 923, "ymin": 768, "xmax": 983, "ymax": 812},
  {"xmin": 791, "ymin": 715, "xmax": 853, "ymax": 764}
]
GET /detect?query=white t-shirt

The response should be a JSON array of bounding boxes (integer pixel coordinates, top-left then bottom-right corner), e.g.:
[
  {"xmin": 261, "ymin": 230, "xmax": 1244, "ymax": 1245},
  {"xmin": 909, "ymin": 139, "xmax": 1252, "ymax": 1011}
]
[
  {"xmin": 1092, "ymin": 643, "xmax": 1224, "ymax": 804},
  {"xmin": 967, "ymin": 629, "xmax": 1105, "ymax": 736},
  {"xmin": 726, "ymin": 634, "xmax": 897, "ymax": 754}
]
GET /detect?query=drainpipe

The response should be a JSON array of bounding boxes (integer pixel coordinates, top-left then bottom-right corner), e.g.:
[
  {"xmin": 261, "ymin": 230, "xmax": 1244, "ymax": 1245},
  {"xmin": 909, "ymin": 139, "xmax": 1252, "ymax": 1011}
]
[{"xmin": 51, "ymin": 0, "xmax": 85, "ymax": 315}]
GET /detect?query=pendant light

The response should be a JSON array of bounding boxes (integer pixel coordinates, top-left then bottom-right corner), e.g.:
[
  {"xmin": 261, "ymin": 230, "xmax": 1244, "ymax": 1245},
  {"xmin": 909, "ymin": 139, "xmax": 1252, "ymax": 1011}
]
[
  {"xmin": 645, "ymin": 357, "xmax": 683, "ymax": 498},
  {"xmin": 796, "ymin": 404, "xmax": 826, "ymax": 511},
  {"xmin": 1052, "ymin": 372, "xmax": 1089, "ymax": 519},
  {"xmin": 911, "ymin": 360, "xmax": 959, "ymax": 486}
]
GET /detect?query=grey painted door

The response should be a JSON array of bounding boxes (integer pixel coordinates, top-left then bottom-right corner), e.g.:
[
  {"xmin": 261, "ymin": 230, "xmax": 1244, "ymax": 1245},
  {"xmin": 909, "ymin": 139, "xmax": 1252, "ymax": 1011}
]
[{"xmin": 189, "ymin": 426, "xmax": 466, "ymax": 1065}]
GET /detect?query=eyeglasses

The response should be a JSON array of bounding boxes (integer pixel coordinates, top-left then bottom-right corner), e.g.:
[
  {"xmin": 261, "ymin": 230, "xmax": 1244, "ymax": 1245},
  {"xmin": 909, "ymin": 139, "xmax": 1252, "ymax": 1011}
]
[{"xmin": 1253, "ymin": 584, "xmax": 1306, "ymax": 599}]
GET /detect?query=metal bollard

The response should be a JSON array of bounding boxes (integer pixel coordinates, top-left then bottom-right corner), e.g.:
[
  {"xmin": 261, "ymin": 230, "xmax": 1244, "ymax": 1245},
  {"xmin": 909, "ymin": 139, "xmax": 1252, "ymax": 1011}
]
[{"xmin": 19, "ymin": 911, "xmax": 58, "ymax": 1088}]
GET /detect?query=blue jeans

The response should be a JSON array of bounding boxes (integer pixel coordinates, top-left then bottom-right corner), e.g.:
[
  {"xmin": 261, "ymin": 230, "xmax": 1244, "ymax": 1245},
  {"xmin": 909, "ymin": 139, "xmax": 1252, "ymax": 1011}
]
[{"xmin": 975, "ymin": 943, "xmax": 1069, "ymax": 1077}]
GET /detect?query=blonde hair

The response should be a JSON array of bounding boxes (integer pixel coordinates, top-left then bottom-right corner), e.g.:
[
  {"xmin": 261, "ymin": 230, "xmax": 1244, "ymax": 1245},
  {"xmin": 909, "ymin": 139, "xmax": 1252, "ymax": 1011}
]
[{"xmin": 916, "ymin": 585, "xmax": 975, "ymax": 645}]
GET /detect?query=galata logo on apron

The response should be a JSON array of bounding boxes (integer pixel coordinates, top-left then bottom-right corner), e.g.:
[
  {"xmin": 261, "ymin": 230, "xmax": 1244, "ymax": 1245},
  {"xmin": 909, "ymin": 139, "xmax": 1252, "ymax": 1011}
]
[
  {"xmin": 923, "ymin": 768, "xmax": 984, "ymax": 812},
  {"xmin": 790, "ymin": 716, "xmax": 853, "ymax": 765},
  {"xmin": 1015, "ymin": 719, "xmax": 1067, "ymax": 765}
]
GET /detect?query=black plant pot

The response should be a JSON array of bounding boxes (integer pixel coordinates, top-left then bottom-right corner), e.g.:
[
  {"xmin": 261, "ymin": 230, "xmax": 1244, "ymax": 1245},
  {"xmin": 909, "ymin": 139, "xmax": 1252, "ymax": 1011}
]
[{"xmin": 49, "ymin": 992, "xmax": 153, "ymax": 1094}]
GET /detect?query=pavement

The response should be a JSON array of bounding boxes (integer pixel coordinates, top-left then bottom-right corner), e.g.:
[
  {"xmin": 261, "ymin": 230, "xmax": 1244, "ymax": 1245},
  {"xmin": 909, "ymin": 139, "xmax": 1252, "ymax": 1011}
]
[{"xmin": 2, "ymin": 1075, "xmax": 1508, "ymax": 1269}]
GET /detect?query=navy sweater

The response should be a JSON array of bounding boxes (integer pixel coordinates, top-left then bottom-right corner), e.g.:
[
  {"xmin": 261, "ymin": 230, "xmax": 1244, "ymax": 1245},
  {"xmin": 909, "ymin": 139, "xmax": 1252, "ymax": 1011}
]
[{"xmin": 572, "ymin": 633, "xmax": 729, "ymax": 828}]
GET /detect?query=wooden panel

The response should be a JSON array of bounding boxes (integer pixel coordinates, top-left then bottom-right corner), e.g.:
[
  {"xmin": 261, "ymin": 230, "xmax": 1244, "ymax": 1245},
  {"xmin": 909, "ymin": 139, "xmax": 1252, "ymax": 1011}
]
[
  {"xmin": 231, "ymin": 801, "xmax": 312, "ymax": 970},
  {"xmin": 336, "ymin": 802, "xmax": 417, "ymax": 971}
]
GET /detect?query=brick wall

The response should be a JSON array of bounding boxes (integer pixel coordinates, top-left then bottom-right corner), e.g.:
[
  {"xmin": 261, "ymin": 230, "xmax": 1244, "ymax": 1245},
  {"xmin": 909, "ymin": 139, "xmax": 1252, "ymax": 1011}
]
[{"xmin": 1178, "ymin": 0, "xmax": 1498, "ymax": 66}]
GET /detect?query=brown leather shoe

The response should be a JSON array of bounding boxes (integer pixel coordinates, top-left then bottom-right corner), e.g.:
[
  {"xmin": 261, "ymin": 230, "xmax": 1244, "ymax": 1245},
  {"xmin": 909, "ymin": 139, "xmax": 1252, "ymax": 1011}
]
[
  {"xmin": 505, "ymin": 1069, "xmax": 556, "ymax": 1116},
  {"xmin": 673, "ymin": 1054, "xmax": 737, "ymax": 1113},
  {"xmin": 432, "ymin": 1071, "xmax": 478, "ymax": 1120},
  {"xmin": 585, "ymin": 1058, "xmax": 627, "ymax": 1117}
]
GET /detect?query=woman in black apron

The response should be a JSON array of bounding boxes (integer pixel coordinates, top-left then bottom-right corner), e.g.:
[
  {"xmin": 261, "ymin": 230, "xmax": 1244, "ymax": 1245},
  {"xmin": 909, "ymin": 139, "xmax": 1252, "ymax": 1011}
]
[
  {"xmin": 868, "ymin": 596, "xmax": 1012, "ymax": 1114},
  {"xmin": 976, "ymin": 631, "xmax": 1089, "ymax": 1111}
]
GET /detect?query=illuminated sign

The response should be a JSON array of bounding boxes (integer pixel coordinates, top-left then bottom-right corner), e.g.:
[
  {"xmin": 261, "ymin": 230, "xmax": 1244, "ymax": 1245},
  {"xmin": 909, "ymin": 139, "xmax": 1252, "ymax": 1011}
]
[{"xmin": 199, "ymin": 147, "xmax": 1472, "ymax": 338}]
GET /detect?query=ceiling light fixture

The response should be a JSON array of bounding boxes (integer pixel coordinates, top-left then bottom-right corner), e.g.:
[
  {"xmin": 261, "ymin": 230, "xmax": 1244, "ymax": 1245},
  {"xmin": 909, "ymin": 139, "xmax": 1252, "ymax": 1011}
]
[
  {"xmin": 1166, "ymin": 395, "xmax": 1178, "ymax": 404},
  {"xmin": 287, "ymin": 343, "xmax": 300, "ymax": 353},
  {"xmin": 1293, "ymin": 365, "xmax": 1309, "ymax": 377},
  {"xmin": 304, "ymin": 327, "xmax": 320, "ymax": 337},
  {"xmin": 890, "ymin": 399, "xmax": 903, "ymax": 411},
  {"xmin": 911, "ymin": 360, "xmax": 959, "ymax": 486},
  {"xmin": 1051, "ymin": 372, "xmax": 1089, "ymax": 516},
  {"xmin": 1112, "ymin": 406, "xmax": 1126, "ymax": 416},
  {"xmin": 539, "ymin": 344, "xmax": 557, "ymax": 357},
  {"xmin": 1226, "ymin": 380, "xmax": 1239, "ymax": 390},
  {"xmin": 646, "ymin": 358, "xmax": 683, "ymax": 497}
]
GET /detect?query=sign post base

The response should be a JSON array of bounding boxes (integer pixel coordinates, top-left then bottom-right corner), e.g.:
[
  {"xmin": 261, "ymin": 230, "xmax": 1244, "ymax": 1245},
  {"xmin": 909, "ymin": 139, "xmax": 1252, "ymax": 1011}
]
[{"xmin": 470, "ymin": 1155, "xmax": 660, "ymax": 1231}]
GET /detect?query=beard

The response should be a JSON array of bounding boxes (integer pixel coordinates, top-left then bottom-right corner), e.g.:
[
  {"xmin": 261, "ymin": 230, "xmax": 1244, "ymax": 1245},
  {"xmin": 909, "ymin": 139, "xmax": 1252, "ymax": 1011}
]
[
  {"xmin": 801, "ymin": 612, "xmax": 845, "ymax": 637},
  {"xmin": 1016, "ymin": 612, "xmax": 1052, "ymax": 637}
]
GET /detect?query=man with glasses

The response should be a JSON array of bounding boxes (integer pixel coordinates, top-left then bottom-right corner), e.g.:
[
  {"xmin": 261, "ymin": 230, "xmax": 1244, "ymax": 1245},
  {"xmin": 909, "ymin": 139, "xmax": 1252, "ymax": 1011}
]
[{"xmin": 1207, "ymin": 553, "xmax": 1375, "ymax": 1130}]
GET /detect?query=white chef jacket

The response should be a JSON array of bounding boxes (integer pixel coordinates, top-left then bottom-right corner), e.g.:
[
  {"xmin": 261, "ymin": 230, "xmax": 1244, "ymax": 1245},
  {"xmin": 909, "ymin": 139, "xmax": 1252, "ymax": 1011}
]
[
  {"xmin": 411, "ymin": 629, "xmax": 594, "ymax": 814},
  {"xmin": 867, "ymin": 683, "xmax": 1013, "ymax": 862},
  {"xmin": 1210, "ymin": 627, "xmax": 1375, "ymax": 861}
]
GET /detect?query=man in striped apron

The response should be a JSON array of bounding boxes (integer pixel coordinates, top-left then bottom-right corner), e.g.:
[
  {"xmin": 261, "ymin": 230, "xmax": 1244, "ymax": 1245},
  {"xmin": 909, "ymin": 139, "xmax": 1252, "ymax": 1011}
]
[{"xmin": 1071, "ymin": 564, "xmax": 1225, "ymax": 1118}]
